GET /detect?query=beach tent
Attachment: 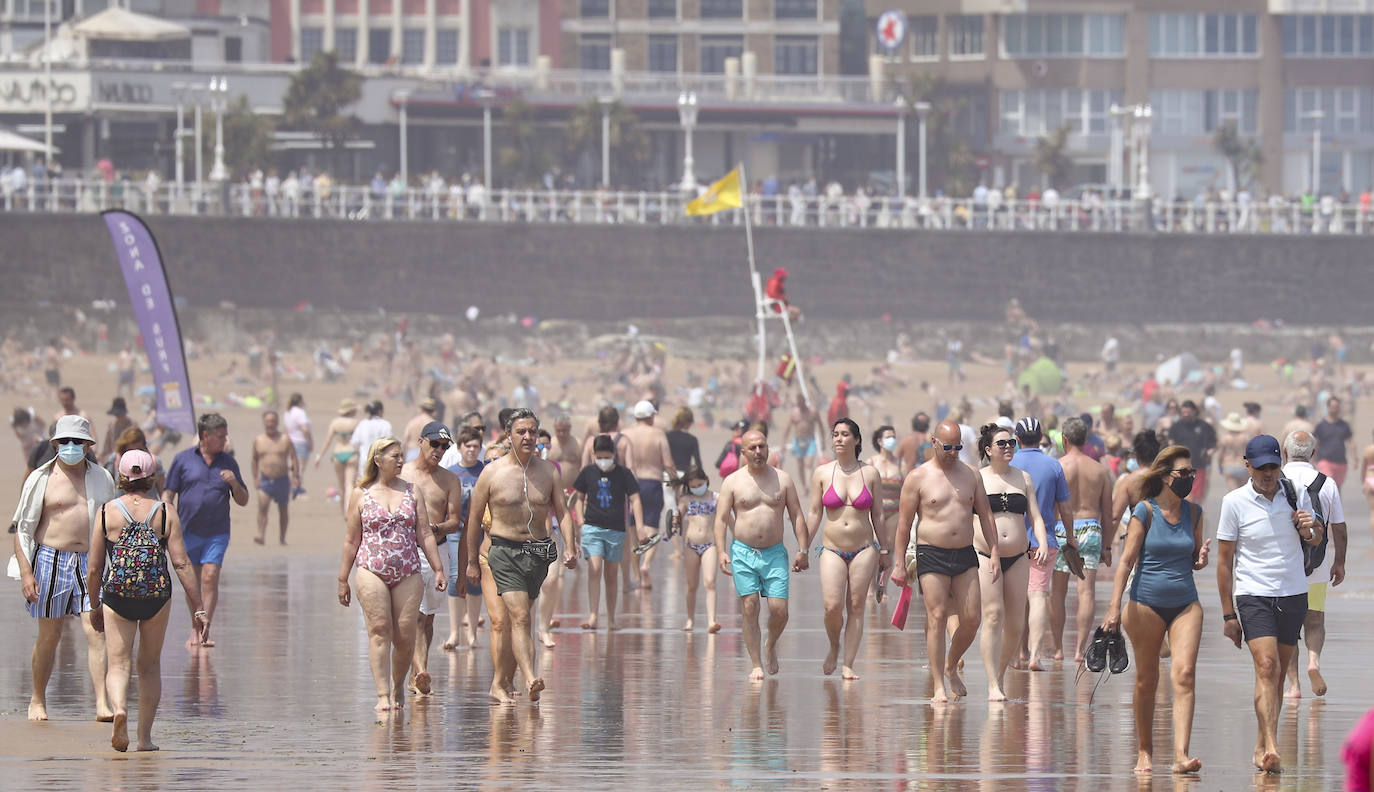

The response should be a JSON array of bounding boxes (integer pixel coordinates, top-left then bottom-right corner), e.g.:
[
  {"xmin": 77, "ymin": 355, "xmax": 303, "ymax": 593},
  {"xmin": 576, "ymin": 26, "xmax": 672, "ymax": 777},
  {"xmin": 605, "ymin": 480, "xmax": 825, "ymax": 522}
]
[
  {"xmin": 1017, "ymin": 355, "xmax": 1063, "ymax": 396},
  {"xmin": 1155, "ymin": 352, "xmax": 1201, "ymax": 386}
]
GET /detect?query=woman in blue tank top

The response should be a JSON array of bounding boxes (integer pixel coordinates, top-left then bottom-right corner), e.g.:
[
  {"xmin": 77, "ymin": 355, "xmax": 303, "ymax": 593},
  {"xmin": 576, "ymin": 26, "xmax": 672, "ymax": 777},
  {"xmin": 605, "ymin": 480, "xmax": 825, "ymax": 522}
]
[{"xmin": 1103, "ymin": 445, "xmax": 1211, "ymax": 776}]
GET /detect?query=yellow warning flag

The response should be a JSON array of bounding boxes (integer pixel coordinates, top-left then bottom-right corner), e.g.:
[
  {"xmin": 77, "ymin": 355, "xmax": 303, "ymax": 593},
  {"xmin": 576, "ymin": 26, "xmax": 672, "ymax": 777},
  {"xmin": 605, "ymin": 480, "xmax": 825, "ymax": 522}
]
[{"xmin": 685, "ymin": 168, "xmax": 743, "ymax": 216}]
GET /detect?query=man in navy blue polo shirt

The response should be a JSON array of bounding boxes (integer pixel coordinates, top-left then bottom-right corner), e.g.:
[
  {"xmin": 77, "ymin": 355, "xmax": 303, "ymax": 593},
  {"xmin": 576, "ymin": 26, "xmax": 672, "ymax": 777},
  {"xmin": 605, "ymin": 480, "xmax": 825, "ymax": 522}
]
[
  {"xmin": 1010, "ymin": 417, "xmax": 1078, "ymax": 670},
  {"xmin": 163, "ymin": 413, "xmax": 248, "ymax": 648}
]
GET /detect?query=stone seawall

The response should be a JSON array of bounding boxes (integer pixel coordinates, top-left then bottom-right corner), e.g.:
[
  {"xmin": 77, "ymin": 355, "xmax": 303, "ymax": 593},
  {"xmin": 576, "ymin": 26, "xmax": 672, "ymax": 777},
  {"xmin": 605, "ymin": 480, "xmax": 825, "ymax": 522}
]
[{"xmin": 6, "ymin": 214, "xmax": 1372, "ymax": 362}]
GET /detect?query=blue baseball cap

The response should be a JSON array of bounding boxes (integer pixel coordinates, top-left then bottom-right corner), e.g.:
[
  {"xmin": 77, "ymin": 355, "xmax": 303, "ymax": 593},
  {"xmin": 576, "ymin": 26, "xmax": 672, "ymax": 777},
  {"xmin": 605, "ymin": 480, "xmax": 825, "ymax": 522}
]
[{"xmin": 1244, "ymin": 434, "xmax": 1282, "ymax": 468}]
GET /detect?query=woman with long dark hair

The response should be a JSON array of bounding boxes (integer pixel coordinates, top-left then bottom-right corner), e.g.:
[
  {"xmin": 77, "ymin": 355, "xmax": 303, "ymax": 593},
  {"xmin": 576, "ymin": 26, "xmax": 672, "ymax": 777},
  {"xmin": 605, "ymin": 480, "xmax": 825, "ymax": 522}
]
[
  {"xmin": 806, "ymin": 418, "xmax": 890, "ymax": 679},
  {"xmin": 1103, "ymin": 444, "xmax": 1210, "ymax": 775}
]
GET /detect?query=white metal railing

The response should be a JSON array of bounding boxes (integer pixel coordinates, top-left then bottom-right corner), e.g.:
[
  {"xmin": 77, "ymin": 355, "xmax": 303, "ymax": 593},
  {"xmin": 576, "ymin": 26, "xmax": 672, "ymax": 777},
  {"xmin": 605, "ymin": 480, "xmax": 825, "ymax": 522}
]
[{"xmin": 2, "ymin": 178, "xmax": 1370, "ymax": 235}]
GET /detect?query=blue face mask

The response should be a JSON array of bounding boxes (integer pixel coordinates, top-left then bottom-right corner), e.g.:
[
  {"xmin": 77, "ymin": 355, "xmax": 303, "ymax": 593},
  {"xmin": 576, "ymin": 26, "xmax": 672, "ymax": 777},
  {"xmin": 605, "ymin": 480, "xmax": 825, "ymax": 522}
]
[
  {"xmin": 56, "ymin": 441, "xmax": 86, "ymax": 466},
  {"xmin": 1125, "ymin": 457, "xmax": 1140, "ymax": 472}
]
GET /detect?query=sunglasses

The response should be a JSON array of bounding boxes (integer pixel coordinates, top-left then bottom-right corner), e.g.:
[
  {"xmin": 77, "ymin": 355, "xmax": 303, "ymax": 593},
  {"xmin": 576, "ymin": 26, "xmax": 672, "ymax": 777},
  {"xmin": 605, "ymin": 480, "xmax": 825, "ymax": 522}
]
[
  {"xmin": 993, "ymin": 439, "xmax": 1017, "ymax": 449},
  {"xmin": 428, "ymin": 440, "xmax": 451, "ymax": 450},
  {"xmin": 472, "ymin": 425, "xmax": 487, "ymax": 433},
  {"xmin": 1171, "ymin": 467, "xmax": 1196, "ymax": 477},
  {"xmin": 938, "ymin": 443, "xmax": 963, "ymax": 452}
]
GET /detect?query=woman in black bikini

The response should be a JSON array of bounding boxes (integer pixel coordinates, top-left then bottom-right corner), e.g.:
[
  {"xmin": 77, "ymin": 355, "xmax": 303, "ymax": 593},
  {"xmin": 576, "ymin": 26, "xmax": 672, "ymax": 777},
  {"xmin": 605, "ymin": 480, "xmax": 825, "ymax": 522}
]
[
  {"xmin": 975, "ymin": 423, "xmax": 1050, "ymax": 701},
  {"xmin": 87, "ymin": 450, "xmax": 208, "ymax": 752},
  {"xmin": 806, "ymin": 418, "xmax": 891, "ymax": 680}
]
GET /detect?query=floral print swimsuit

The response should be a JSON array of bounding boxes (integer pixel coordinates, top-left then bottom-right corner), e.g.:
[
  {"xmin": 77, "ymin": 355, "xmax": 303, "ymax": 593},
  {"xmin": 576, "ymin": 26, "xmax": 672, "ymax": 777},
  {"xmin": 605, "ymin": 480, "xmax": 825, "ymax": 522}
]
[{"xmin": 357, "ymin": 483, "xmax": 421, "ymax": 588}]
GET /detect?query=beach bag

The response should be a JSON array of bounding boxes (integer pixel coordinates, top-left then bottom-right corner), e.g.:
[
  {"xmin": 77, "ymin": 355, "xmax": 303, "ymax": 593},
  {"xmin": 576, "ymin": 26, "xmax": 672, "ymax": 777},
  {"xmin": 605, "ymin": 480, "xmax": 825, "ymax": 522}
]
[
  {"xmin": 1280, "ymin": 474, "xmax": 1329, "ymax": 577},
  {"xmin": 718, "ymin": 438, "xmax": 742, "ymax": 478},
  {"xmin": 102, "ymin": 501, "xmax": 171, "ymax": 602}
]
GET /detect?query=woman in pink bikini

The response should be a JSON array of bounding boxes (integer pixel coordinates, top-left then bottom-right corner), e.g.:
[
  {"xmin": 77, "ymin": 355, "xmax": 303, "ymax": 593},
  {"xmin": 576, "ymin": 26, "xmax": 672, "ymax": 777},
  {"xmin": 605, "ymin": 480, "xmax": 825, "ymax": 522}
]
[
  {"xmin": 337, "ymin": 436, "xmax": 446, "ymax": 714},
  {"xmin": 806, "ymin": 418, "xmax": 891, "ymax": 679}
]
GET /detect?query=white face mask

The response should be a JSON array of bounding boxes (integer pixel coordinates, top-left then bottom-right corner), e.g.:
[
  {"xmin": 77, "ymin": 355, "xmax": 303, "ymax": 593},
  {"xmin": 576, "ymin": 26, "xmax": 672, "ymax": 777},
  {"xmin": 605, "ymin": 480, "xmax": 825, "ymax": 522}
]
[
  {"xmin": 595, "ymin": 458, "xmax": 614, "ymax": 472},
  {"xmin": 881, "ymin": 437, "xmax": 898, "ymax": 452},
  {"xmin": 690, "ymin": 484, "xmax": 708, "ymax": 496}
]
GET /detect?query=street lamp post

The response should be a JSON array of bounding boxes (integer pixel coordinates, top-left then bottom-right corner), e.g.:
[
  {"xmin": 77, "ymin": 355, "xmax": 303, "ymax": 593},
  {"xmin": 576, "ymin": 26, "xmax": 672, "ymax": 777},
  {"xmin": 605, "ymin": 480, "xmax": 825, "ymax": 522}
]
[
  {"xmin": 914, "ymin": 101, "xmax": 931, "ymax": 200},
  {"xmin": 1109, "ymin": 104, "xmax": 1133, "ymax": 196},
  {"xmin": 894, "ymin": 96, "xmax": 907, "ymax": 200},
  {"xmin": 194, "ymin": 100, "xmax": 204, "ymax": 189},
  {"xmin": 42, "ymin": 0, "xmax": 51, "ymax": 170},
  {"xmin": 475, "ymin": 87, "xmax": 494, "ymax": 192},
  {"xmin": 171, "ymin": 81, "xmax": 187, "ymax": 199},
  {"xmin": 208, "ymin": 76, "xmax": 229, "ymax": 182},
  {"xmin": 1304, "ymin": 110, "xmax": 1326, "ymax": 195},
  {"xmin": 1133, "ymin": 104, "xmax": 1153, "ymax": 199},
  {"xmin": 598, "ymin": 95, "xmax": 612, "ymax": 188},
  {"xmin": 397, "ymin": 90, "xmax": 410, "ymax": 187},
  {"xmin": 676, "ymin": 91, "xmax": 698, "ymax": 192}
]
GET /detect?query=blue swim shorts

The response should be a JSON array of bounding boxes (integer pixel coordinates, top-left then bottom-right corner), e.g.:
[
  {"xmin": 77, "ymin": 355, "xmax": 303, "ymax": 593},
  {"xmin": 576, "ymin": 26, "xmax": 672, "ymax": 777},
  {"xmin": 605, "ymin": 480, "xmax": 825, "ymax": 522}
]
[
  {"xmin": 258, "ymin": 474, "xmax": 291, "ymax": 506},
  {"xmin": 1054, "ymin": 518, "xmax": 1103, "ymax": 572},
  {"xmin": 26, "ymin": 545, "xmax": 91, "ymax": 618},
  {"xmin": 730, "ymin": 540, "xmax": 790, "ymax": 599},
  {"xmin": 183, "ymin": 531, "xmax": 230, "ymax": 566},
  {"xmin": 581, "ymin": 524, "xmax": 627, "ymax": 563}
]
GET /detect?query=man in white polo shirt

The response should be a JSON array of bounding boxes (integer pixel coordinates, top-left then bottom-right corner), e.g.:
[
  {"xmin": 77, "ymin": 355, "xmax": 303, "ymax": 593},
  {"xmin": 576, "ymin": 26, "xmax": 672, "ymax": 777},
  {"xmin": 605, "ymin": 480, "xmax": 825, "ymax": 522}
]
[
  {"xmin": 1279, "ymin": 430, "xmax": 1346, "ymax": 700},
  {"xmin": 1216, "ymin": 434, "xmax": 1324, "ymax": 775}
]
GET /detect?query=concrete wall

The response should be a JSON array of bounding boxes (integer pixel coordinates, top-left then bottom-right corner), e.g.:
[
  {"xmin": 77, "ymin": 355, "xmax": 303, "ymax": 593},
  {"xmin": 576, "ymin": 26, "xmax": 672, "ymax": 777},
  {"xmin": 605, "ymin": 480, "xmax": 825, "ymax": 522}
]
[{"xmin": 6, "ymin": 214, "xmax": 1371, "ymax": 327}]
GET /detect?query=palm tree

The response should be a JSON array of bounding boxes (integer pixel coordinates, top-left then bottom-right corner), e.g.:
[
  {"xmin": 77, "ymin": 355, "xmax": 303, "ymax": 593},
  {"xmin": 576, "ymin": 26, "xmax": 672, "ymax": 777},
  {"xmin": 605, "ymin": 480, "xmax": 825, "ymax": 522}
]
[
  {"xmin": 1213, "ymin": 120, "xmax": 1263, "ymax": 191},
  {"xmin": 1033, "ymin": 125, "xmax": 1073, "ymax": 189},
  {"xmin": 496, "ymin": 99, "xmax": 554, "ymax": 188},
  {"xmin": 282, "ymin": 51, "xmax": 362, "ymax": 177},
  {"xmin": 563, "ymin": 99, "xmax": 650, "ymax": 187},
  {"xmin": 894, "ymin": 72, "xmax": 978, "ymax": 196}
]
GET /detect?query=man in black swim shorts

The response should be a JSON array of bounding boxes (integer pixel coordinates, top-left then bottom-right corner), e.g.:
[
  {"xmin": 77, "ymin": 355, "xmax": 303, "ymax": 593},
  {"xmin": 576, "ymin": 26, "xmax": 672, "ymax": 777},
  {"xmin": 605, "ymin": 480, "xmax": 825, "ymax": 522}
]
[{"xmin": 892, "ymin": 420, "xmax": 1001, "ymax": 703}]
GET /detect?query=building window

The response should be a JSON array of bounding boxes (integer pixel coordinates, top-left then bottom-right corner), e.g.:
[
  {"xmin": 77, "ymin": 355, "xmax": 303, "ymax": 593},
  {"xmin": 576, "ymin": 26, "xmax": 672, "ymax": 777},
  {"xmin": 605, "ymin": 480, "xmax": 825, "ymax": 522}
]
[
  {"xmin": 700, "ymin": 0, "xmax": 742, "ymax": 19},
  {"xmin": 1149, "ymin": 13, "xmax": 1258, "ymax": 57},
  {"xmin": 701, "ymin": 35, "xmax": 744, "ymax": 72},
  {"xmin": 1284, "ymin": 87, "xmax": 1374, "ymax": 134},
  {"xmin": 908, "ymin": 16, "xmax": 938, "ymax": 60},
  {"xmin": 1000, "ymin": 89, "xmax": 1121, "ymax": 136},
  {"xmin": 949, "ymin": 15, "xmax": 984, "ymax": 58},
  {"xmin": 648, "ymin": 34, "xmax": 678, "ymax": 72},
  {"xmin": 1002, "ymin": 13, "xmax": 1124, "ymax": 57},
  {"xmin": 648, "ymin": 0, "xmax": 677, "ymax": 19},
  {"xmin": 435, "ymin": 29, "xmax": 458, "ymax": 64},
  {"xmin": 402, "ymin": 29, "xmax": 425, "ymax": 64},
  {"xmin": 369, "ymin": 28, "xmax": 391, "ymax": 64},
  {"xmin": 775, "ymin": 35, "xmax": 817, "ymax": 74},
  {"xmin": 1151, "ymin": 89, "xmax": 1259, "ymax": 135},
  {"xmin": 580, "ymin": 0, "xmax": 610, "ymax": 18},
  {"xmin": 1282, "ymin": 14, "xmax": 1374, "ymax": 56},
  {"xmin": 224, "ymin": 36, "xmax": 242, "ymax": 62},
  {"xmin": 300, "ymin": 27, "xmax": 323, "ymax": 61},
  {"xmin": 580, "ymin": 33, "xmax": 612, "ymax": 70},
  {"xmin": 336, "ymin": 29, "xmax": 358, "ymax": 62},
  {"xmin": 498, "ymin": 27, "xmax": 530, "ymax": 66},
  {"xmin": 775, "ymin": 0, "xmax": 816, "ymax": 20}
]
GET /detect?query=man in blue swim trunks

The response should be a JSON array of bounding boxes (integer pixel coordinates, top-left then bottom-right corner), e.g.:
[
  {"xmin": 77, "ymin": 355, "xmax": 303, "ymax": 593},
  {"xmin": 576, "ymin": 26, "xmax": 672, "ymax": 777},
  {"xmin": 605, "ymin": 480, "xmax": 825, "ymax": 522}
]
[
  {"xmin": 163, "ymin": 412, "xmax": 248, "ymax": 647},
  {"xmin": 1051, "ymin": 417, "xmax": 1114, "ymax": 664},
  {"xmin": 714, "ymin": 430, "xmax": 811, "ymax": 682},
  {"xmin": 251, "ymin": 410, "xmax": 300, "ymax": 546},
  {"xmin": 780, "ymin": 393, "xmax": 823, "ymax": 494}
]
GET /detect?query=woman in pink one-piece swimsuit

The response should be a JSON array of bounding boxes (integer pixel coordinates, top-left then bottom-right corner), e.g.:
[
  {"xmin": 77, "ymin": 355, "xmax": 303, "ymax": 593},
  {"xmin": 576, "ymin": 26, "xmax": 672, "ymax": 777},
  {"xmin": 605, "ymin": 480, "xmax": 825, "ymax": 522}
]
[{"xmin": 337, "ymin": 436, "xmax": 446, "ymax": 714}]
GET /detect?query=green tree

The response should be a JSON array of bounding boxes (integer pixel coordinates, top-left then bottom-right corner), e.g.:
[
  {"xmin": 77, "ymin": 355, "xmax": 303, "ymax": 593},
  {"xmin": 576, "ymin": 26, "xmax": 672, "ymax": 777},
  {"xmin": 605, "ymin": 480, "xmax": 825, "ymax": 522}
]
[
  {"xmin": 281, "ymin": 50, "xmax": 362, "ymax": 176},
  {"xmin": 895, "ymin": 72, "xmax": 978, "ymax": 196},
  {"xmin": 563, "ymin": 99, "xmax": 650, "ymax": 187},
  {"xmin": 1033, "ymin": 124, "xmax": 1074, "ymax": 189},
  {"xmin": 496, "ymin": 98, "xmax": 555, "ymax": 188},
  {"xmin": 204, "ymin": 96, "xmax": 276, "ymax": 180},
  {"xmin": 1213, "ymin": 120, "xmax": 1263, "ymax": 191}
]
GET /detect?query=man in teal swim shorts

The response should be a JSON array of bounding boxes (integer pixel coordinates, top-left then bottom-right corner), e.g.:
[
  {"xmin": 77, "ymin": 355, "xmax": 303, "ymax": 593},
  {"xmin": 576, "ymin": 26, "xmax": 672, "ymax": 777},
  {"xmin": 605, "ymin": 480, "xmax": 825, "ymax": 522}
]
[
  {"xmin": 714, "ymin": 430, "xmax": 811, "ymax": 682},
  {"xmin": 1051, "ymin": 417, "xmax": 1114, "ymax": 664}
]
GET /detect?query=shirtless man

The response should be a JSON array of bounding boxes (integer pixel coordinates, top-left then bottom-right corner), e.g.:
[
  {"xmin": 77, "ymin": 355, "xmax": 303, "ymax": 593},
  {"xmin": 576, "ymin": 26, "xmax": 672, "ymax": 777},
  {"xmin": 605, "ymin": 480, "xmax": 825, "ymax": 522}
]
[
  {"xmin": 715, "ymin": 430, "xmax": 810, "ymax": 682},
  {"xmin": 53, "ymin": 386, "xmax": 90, "ymax": 424},
  {"xmin": 544, "ymin": 415, "xmax": 583, "ymax": 643},
  {"xmin": 892, "ymin": 421, "xmax": 1001, "ymax": 703},
  {"xmin": 43, "ymin": 340, "xmax": 62, "ymax": 393},
  {"xmin": 580, "ymin": 406, "xmax": 636, "ymax": 470},
  {"xmin": 1216, "ymin": 412, "xmax": 1251, "ymax": 490},
  {"xmin": 465, "ymin": 409, "xmax": 577, "ymax": 704},
  {"xmin": 1050, "ymin": 417, "xmax": 1114, "ymax": 664},
  {"xmin": 251, "ymin": 411, "xmax": 299, "ymax": 546},
  {"xmin": 117, "ymin": 347, "xmax": 136, "ymax": 401},
  {"xmin": 779, "ymin": 393, "xmax": 824, "ymax": 491},
  {"xmin": 11, "ymin": 415, "xmax": 115, "ymax": 721},
  {"xmin": 401, "ymin": 422, "xmax": 462, "ymax": 697},
  {"xmin": 401, "ymin": 398, "xmax": 439, "ymax": 462},
  {"xmin": 895, "ymin": 412, "xmax": 932, "ymax": 477},
  {"xmin": 623, "ymin": 400, "xmax": 677, "ymax": 588},
  {"xmin": 1281, "ymin": 406, "xmax": 1314, "ymax": 443}
]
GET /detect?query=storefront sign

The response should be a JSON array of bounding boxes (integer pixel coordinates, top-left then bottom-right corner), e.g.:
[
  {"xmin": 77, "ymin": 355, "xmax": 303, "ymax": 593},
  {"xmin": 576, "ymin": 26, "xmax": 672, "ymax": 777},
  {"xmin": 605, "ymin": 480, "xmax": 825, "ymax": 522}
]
[{"xmin": 0, "ymin": 73, "xmax": 90, "ymax": 113}]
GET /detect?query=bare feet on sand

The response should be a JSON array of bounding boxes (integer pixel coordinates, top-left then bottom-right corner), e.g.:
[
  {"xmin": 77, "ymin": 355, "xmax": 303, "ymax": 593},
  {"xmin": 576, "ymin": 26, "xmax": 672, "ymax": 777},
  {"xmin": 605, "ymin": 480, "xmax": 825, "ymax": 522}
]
[
  {"xmin": 1308, "ymin": 666, "xmax": 1327, "ymax": 697},
  {"xmin": 841, "ymin": 666, "xmax": 860, "ymax": 680},
  {"xmin": 580, "ymin": 618, "xmax": 596, "ymax": 630},
  {"xmin": 528, "ymin": 678, "xmax": 545, "ymax": 703},
  {"xmin": 27, "ymin": 701, "xmax": 47, "ymax": 721},
  {"xmin": 375, "ymin": 696, "xmax": 392, "ymax": 713},
  {"xmin": 136, "ymin": 741, "xmax": 159, "ymax": 752},
  {"xmin": 946, "ymin": 669, "xmax": 968, "ymax": 698},
  {"xmin": 764, "ymin": 644, "xmax": 780, "ymax": 675},
  {"xmin": 253, "ymin": 536, "xmax": 265, "ymax": 545},
  {"xmin": 930, "ymin": 686, "xmax": 949, "ymax": 704},
  {"xmin": 988, "ymin": 687, "xmax": 1007, "ymax": 702},
  {"xmin": 413, "ymin": 672, "xmax": 432, "ymax": 696},
  {"xmin": 1285, "ymin": 684, "xmax": 1302, "ymax": 699},
  {"xmin": 111, "ymin": 712, "xmax": 129, "ymax": 752},
  {"xmin": 1134, "ymin": 752, "xmax": 1152, "ymax": 774},
  {"xmin": 749, "ymin": 666, "xmax": 765, "ymax": 682},
  {"xmin": 707, "ymin": 623, "xmax": 722, "ymax": 634},
  {"xmin": 1256, "ymin": 751, "xmax": 1282, "ymax": 774},
  {"xmin": 823, "ymin": 645, "xmax": 839, "ymax": 676},
  {"xmin": 1172, "ymin": 757, "xmax": 1202, "ymax": 774},
  {"xmin": 442, "ymin": 635, "xmax": 460, "ymax": 651},
  {"xmin": 539, "ymin": 631, "xmax": 557, "ymax": 648}
]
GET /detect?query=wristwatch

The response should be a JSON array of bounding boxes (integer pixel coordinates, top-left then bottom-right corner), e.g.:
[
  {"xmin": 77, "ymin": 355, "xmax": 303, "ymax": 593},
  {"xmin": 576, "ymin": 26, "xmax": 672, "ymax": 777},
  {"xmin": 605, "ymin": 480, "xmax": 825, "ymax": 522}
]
[
  {"xmin": 878, "ymin": 548, "xmax": 891, "ymax": 555},
  {"xmin": 1223, "ymin": 613, "xmax": 1238, "ymax": 622}
]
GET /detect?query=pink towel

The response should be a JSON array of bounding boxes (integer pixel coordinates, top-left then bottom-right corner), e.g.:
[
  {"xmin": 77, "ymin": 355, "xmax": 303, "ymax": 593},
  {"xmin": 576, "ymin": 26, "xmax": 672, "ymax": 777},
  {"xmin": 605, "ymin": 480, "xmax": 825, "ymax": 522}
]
[{"xmin": 891, "ymin": 585, "xmax": 912, "ymax": 630}]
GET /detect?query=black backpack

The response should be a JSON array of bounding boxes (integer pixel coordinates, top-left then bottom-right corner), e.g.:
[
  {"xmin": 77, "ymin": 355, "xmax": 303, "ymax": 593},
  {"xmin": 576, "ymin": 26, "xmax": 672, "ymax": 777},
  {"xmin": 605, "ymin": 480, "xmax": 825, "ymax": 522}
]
[{"xmin": 1279, "ymin": 473, "xmax": 1329, "ymax": 577}]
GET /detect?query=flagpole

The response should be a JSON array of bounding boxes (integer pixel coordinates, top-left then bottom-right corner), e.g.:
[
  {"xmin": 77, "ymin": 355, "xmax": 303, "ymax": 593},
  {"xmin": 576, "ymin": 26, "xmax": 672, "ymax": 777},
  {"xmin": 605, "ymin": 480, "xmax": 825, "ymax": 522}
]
[{"xmin": 740, "ymin": 161, "xmax": 769, "ymax": 396}]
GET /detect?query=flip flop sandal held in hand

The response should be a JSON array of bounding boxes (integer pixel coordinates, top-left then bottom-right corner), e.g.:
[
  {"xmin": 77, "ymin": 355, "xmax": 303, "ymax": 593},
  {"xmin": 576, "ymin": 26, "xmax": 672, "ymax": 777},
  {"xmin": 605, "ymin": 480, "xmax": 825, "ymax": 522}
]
[
  {"xmin": 632, "ymin": 533, "xmax": 662, "ymax": 555},
  {"xmin": 1061, "ymin": 544, "xmax": 1086, "ymax": 580}
]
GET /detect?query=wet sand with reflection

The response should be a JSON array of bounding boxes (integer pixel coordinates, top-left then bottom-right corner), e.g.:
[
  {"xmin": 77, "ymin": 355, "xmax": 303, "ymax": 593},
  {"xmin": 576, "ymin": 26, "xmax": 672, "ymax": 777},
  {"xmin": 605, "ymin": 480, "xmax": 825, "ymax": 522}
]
[{"xmin": 2, "ymin": 543, "xmax": 1370, "ymax": 790}]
